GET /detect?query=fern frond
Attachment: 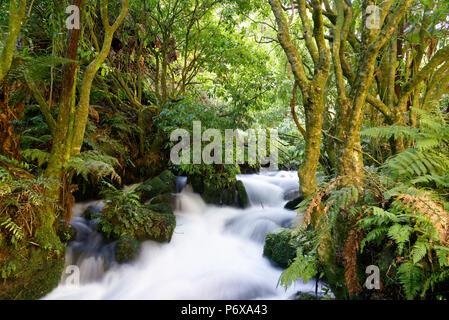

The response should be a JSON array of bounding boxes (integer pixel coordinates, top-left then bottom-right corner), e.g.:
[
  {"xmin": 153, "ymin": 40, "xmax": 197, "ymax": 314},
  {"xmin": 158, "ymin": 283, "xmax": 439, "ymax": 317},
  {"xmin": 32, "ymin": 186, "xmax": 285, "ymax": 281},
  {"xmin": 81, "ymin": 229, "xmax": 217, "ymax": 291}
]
[
  {"xmin": 397, "ymin": 262, "xmax": 424, "ymax": 300},
  {"xmin": 21, "ymin": 149, "xmax": 50, "ymax": 167},
  {"xmin": 65, "ymin": 151, "xmax": 121, "ymax": 183}
]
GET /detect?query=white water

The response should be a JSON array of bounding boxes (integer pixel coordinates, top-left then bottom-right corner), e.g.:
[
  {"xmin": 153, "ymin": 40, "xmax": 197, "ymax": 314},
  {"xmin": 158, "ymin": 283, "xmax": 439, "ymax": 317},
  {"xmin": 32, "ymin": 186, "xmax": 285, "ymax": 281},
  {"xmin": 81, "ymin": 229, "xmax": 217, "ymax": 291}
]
[{"xmin": 45, "ymin": 171, "xmax": 322, "ymax": 300}]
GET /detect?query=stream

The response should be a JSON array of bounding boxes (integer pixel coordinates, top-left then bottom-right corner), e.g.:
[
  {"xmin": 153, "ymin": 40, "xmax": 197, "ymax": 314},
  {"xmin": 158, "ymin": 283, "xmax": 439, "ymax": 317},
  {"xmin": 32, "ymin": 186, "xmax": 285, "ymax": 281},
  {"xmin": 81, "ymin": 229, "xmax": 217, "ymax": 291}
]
[{"xmin": 44, "ymin": 171, "xmax": 323, "ymax": 299}]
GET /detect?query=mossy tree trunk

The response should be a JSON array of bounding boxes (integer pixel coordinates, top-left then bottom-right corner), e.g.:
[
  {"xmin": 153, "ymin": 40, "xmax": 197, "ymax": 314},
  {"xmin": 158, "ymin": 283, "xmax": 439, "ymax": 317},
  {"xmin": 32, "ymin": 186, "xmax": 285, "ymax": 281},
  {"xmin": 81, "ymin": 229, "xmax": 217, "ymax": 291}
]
[
  {"xmin": 269, "ymin": 0, "xmax": 330, "ymax": 198},
  {"xmin": 36, "ymin": 0, "xmax": 129, "ymax": 249},
  {"xmin": 333, "ymin": 0, "xmax": 414, "ymax": 186},
  {"xmin": 0, "ymin": 0, "xmax": 27, "ymax": 81}
]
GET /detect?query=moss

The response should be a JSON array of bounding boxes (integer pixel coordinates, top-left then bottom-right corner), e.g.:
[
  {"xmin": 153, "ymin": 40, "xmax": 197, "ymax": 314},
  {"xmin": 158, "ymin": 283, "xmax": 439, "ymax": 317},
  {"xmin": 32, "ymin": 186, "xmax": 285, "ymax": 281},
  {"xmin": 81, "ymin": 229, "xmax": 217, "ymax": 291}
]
[
  {"xmin": 263, "ymin": 229, "xmax": 296, "ymax": 268},
  {"xmin": 98, "ymin": 203, "xmax": 176, "ymax": 243},
  {"xmin": 0, "ymin": 245, "xmax": 65, "ymax": 300},
  {"xmin": 146, "ymin": 202, "xmax": 173, "ymax": 215},
  {"xmin": 139, "ymin": 208, "xmax": 176, "ymax": 242},
  {"xmin": 236, "ymin": 180, "xmax": 249, "ymax": 208},
  {"xmin": 115, "ymin": 235, "xmax": 140, "ymax": 263},
  {"xmin": 293, "ymin": 292, "xmax": 320, "ymax": 300},
  {"xmin": 57, "ymin": 221, "xmax": 77, "ymax": 243},
  {"xmin": 137, "ymin": 170, "xmax": 177, "ymax": 202},
  {"xmin": 149, "ymin": 193, "xmax": 175, "ymax": 209},
  {"xmin": 188, "ymin": 174, "xmax": 240, "ymax": 207}
]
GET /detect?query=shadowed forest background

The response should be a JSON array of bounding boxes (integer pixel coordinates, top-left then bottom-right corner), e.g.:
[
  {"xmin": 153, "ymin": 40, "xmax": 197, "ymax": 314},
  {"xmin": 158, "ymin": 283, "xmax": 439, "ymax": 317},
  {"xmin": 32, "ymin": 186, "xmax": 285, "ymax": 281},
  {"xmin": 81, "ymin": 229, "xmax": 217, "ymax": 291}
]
[{"xmin": 0, "ymin": 0, "xmax": 448, "ymax": 300}]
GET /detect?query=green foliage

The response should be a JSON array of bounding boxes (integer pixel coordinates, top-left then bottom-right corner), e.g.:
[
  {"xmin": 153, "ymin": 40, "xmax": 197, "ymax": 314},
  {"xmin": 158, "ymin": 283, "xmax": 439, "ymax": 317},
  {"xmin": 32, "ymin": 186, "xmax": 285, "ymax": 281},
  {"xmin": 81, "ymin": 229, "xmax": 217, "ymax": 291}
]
[
  {"xmin": 97, "ymin": 182, "xmax": 142, "ymax": 239},
  {"xmin": 64, "ymin": 150, "xmax": 121, "ymax": 183},
  {"xmin": 97, "ymin": 182, "xmax": 176, "ymax": 242},
  {"xmin": 0, "ymin": 262, "xmax": 17, "ymax": 279},
  {"xmin": 21, "ymin": 149, "xmax": 50, "ymax": 167},
  {"xmin": 0, "ymin": 218, "xmax": 23, "ymax": 248},
  {"xmin": 397, "ymin": 262, "xmax": 425, "ymax": 300},
  {"xmin": 278, "ymin": 227, "xmax": 320, "ymax": 289},
  {"xmin": 362, "ymin": 108, "xmax": 449, "ymax": 189}
]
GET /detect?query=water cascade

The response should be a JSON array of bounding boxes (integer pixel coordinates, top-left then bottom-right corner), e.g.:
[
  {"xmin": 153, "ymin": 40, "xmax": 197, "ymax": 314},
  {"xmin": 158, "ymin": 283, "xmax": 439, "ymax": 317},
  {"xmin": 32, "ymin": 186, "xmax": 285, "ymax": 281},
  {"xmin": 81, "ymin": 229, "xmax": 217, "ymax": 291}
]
[{"xmin": 45, "ymin": 171, "xmax": 323, "ymax": 299}]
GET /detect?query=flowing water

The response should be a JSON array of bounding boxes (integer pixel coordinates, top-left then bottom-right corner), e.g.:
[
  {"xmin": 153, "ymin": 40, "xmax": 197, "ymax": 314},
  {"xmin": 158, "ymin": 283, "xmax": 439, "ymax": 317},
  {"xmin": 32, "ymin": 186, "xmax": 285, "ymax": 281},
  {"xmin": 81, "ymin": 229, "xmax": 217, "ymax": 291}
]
[{"xmin": 44, "ymin": 171, "xmax": 323, "ymax": 300}]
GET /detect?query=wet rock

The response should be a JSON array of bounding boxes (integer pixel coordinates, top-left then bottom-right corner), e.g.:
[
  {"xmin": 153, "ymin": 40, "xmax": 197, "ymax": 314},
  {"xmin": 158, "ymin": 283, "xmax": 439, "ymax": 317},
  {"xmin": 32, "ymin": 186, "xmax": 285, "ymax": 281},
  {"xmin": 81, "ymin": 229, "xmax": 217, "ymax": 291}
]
[
  {"xmin": 263, "ymin": 228, "xmax": 296, "ymax": 268},
  {"xmin": 115, "ymin": 235, "xmax": 140, "ymax": 263},
  {"xmin": 188, "ymin": 175, "xmax": 249, "ymax": 208},
  {"xmin": 284, "ymin": 195, "xmax": 304, "ymax": 211},
  {"xmin": 137, "ymin": 170, "xmax": 177, "ymax": 203},
  {"xmin": 236, "ymin": 180, "xmax": 249, "ymax": 208},
  {"xmin": 97, "ymin": 204, "xmax": 176, "ymax": 243}
]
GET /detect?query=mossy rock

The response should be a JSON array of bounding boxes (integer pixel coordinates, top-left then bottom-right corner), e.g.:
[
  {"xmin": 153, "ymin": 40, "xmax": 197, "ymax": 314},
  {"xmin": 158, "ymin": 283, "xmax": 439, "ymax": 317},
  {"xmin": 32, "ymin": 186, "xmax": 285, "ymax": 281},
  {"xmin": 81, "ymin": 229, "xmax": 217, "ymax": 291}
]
[
  {"xmin": 149, "ymin": 193, "xmax": 175, "ymax": 209},
  {"xmin": 146, "ymin": 202, "xmax": 173, "ymax": 215},
  {"xmin": 97, "ymin": 204, "xmax": 176, "ymax": 243},
  {"xmin": 0, "ymin": 246, "xmax": 65, "ymax": 300},
  {"xmin": 137, "ymin": 207, "xmax": 176, "ymax": 242},
  {"xmin": 188, "ymin": 175, "xmax": 246, "ymax": 207},
  {"xmin": 284, "ymin": 195, "xmax": 304, "ymax": 210},
  {"xmin": 293, "ymin": 291, "xmax": 320, "ymax": 300},
  {"xmin": 236, "ymin": 180, "xmax": 249, "ymax": 208},
  {"xmin": 203, "ymin": 183, "xmax": 236, "ymax": 206},
  {"xmin": 137, "ymin": 170, "xmax": 177, "ymax": 202},
  {"xmin": 263, "ymin": 229, "xmax": 296, "ymax": 268},
  {"xmin": 115, "ymin": 235, "xmax": 141, "ymax": 263}
]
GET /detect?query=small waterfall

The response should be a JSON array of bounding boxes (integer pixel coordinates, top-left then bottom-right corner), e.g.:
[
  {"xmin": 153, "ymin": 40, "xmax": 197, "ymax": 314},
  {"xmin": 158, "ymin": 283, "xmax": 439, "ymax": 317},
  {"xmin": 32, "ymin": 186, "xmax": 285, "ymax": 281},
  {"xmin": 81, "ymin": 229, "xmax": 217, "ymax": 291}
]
[{"xmin": 45, "ymin": 171, "xmax": 321, "ymax": 300}]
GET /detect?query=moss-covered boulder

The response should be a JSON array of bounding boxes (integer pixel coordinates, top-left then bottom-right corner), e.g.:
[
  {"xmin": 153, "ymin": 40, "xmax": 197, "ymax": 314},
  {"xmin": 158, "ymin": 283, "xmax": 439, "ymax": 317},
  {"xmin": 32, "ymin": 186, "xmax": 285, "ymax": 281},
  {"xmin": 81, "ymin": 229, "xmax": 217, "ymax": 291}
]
[
  {"xmin": 115, "ymin": 235, "xmax": 141, "ymax": 263},
  {"xmin": 0, "ymin": 160, "xmax": 67, "ymax": 299},
  {"xmin": 293, "ymin": 291, "xmax": 320, "ymax": 300},
  {"xmin": 236, "ymin": 180, "xmax": 249, "ymax": 208},
  {"xmin": 97, "ymin": 203, "xmax": 176, "ymax": 243},
  {"xmin": 188, "ymin": 174, "xmax": 236, "ymax": 205},
  {"xmin": 263, "ymin": 228, "xmax": 296, "ymax": 268},
  {"xmin": 149, "ymin": 193, "xmax": 175, "ymax": 209},
  {"xmin": 134, "ymin": 208, "xmax": 176, "ymax": 242},
  {"xmin": 0, "ymin": 244, "xmax": 65, "ymax": 300},
  {"xmin": 187, "ymin": 175, "xmax": 249, "ymax": 208},
  {"xmin": 137, "ymin": 170, "xmax": 177, "ymax": 203}
]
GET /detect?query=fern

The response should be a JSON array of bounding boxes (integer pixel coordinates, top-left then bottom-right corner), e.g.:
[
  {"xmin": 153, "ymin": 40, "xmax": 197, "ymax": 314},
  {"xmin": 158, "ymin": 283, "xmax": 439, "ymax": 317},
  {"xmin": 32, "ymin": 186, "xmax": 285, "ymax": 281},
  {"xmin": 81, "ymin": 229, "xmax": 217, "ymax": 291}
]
[
  {"xmin": 412, "ymin": 239, "xmax": 429, "ymax": 264},
  {"xmin": 21, "ymin": 149, "xmax": 50, "ymax": 167},
  {"xmin": 362, "ymin": 125, "xmax": 420, "ymax": 140},
  {"xmin": 386, "ymin": 149, "xmax": 447, "ymax": 179},
  {"xmin": 388, "ymin": 223, "xmax": 412, "ymax": 255},
  {"xmin": 1, "ymin": 218, "xmax": 24, "ymax": 248},
  {"xmin": 64, "ymin": 150, "xmax": 121, "ymax": 183},
  {"xmin": 278, "ymin": 248, "xmax": 318, "ymax": 289},
  {"xmin": 397, "ymin": 262, "xmax": 424, "ymax": 300}
]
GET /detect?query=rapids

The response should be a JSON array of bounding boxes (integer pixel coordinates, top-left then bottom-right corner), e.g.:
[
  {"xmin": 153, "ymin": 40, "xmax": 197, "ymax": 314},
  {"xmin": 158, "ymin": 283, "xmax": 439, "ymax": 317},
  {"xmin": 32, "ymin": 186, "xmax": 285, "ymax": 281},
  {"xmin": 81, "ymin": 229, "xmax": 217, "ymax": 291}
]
[{"xmin": 44, "ymin": 171, "xmax": 324, "ymax": 299}]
